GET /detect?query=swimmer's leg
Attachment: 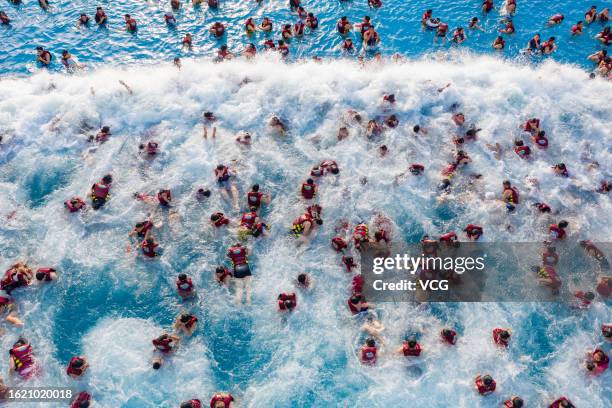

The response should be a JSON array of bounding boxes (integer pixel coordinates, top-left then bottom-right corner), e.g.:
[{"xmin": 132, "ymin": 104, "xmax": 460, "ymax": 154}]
[
  {"xmin": 244, "ymin": 276, "xmax": 252, "ymax": 305},
  {"xmin": 234, "ymin": 278, "xmax": 244, "ymax": 305}
]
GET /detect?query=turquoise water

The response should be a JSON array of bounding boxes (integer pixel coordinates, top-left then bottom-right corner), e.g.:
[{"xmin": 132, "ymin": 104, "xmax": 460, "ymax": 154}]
[
  {"xmin": 0, "ymin": 0, "xmax": 610, "ymax": 74},
  {"xmin": 0, "ymin": 1, "xmax": 611, "ymax": 408}
]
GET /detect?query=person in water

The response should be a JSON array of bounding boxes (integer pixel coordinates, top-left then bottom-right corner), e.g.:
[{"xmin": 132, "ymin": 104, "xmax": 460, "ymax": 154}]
[
  {"xmin": 174, "ymin": 313, "xmax": 198, "ymax": 336},
  {"xmin": 585, "ymin": 348, "xmax": 609, "ymax": 375},
  {"xmin": 398, "ymin": 338, "xmax": 422, "ymax": 357},
  {"xmin": 227, "ymin": 243, "xmax": 252, "ymax": 305},
  {"xmin": 9, "ymin": 337, "xmax": 37, "ymax": 379},
  {"xmin": 0, "ymin": 290, "xmax": 23, "ymax": 326},
  {"xmin": 474, "ymin": 374, "xmax": 496, "ymax": 395},
  {"xmin": 90, "ymin": 174, "xmax": 112, "ymax": 210},
  {"xmin": 493, "ymin": 328, "xmax": 512, "ymax": 347},
  {"xmin": 66, "ymin": 356, "xmax": 89, "ymax": 379},
  {"xmin": 277, "ymin": 292, "xmax": 297, "ymax": 312},
  {"xmin": 296, "ymin": 273, "xmax": 313, "ymax": 289},
  {"xmin": 214, "ymin": 164, "xmax": 239, "ymax": 211},
  {"xmin": 360, "ymin": 338, "xmax": 378, "ymax": 365},
  {"xmin": 151, "ymin": 333, "xmax": 180, "ymax": 369},
  {"xmin": 176, "ymin": 273, "xmax": 195, "ymax": 299},
  {"xmin": 503, "ymin": 396, "xmax": 524, "ymax": 408},
  {"xmin": 36, "ymin": 46, "xmax": 53, "ymax": 66},
  {"xmin": 246, "ymin": 184, "xmax": 271, "ymax": 210},
  {"xmin": 209, "ymin": 392, "xmax": 234, "ymax": 408},
  {"xmin": 363, "ymin": 25, "xmax": 381, "ymax": 48}
]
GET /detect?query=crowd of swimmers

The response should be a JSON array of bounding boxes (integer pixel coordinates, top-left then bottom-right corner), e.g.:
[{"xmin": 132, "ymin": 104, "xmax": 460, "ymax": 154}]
[{"xmin": 0, "ymin": 1, "xmax": 609, "ymax": 78}]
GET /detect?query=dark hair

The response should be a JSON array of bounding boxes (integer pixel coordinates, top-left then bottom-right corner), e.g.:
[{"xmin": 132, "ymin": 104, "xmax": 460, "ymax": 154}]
[
  {"xmin": 514, "ymin": 140, "xmax": 524, "ymax": 146},
  {"xmin": 180, "ymin": 403, "xmax": 195, "ymax": 408},
  {"xmin": 408, "ymin": 340, "xmax": 417, "ymax": 348},
  {"xmin": 211, "ymin": 213, "xmax": 220, "ymax": 221},
  {"xmin": 102, "ymin": 174, "xmax": 112, "ymax": 184},
  {"xmin": 146, "ymin": 237, "xmax": 154, "ymax": 245},
  {"xmin": 297, "ymin": 273, "xmax": 307, "ymax": 284},
  {"xmin": 152, "ymin": 361, "xmax": 161, "ymax": 369},
  {"xmin": 330, "ymin": 166, "xmax": 339, "ymax": 175},
  {"xmin": 413, "ymin": 125, "xmax": 420, "ymax": 133},
  {"xmin": 252, "ymin": 184, "xmax": 260, "ymax": 192},
  {"xmin": 512, "ymin": 397, "xmax": 524, "ymax": 408},
  {"xmin": 483, "ymin": 375, "xmax": 493, "ymax": 385},
  {"xmin": 558, "ymin": 220, "xmax": 568, "ymax": 228},
  {"xmin": 178, "ymin": 273, "xmax": 187, "ymax": 280},
  {"xmin": 35, "ymin": 272, "xmax": 45, "ymax": 281},
  {"xmin": 72, "ymin": 358, "xmax": 84, "ymax": 368},
  {"xmin": 215, "ymin": 266, "xmax": 225, "ymax": 274},
  {"xmin": 101, "ymin": 126, "xmax": 110, "ymax": 133},
  {"xmin": 180, "ymin": 314, "xmax": 192, "ymax": 323},
  {"xmin": 538, "ymin": 130, "xmax": 546, "ymax": 136},
  {"xmin": 500, "ymin": 330, "xmax": 510, "ymax": 339},
  {"xmin": 366, "ymin": 338, "xmax": 375, "ymax": 347},
  {"xmin": 307, "ymin": 178, "xmax": 314, "ymax": 184}
]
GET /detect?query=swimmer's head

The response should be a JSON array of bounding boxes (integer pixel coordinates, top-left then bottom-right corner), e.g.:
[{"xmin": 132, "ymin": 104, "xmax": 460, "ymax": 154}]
[{"xmin": 366, "ymin": 338, "xmax": 375, "ymax": 347}]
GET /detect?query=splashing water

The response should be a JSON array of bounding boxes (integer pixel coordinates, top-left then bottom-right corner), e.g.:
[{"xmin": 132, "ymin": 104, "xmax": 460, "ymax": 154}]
[{"xmin": 0, "ymin": 56, "xmax": 610, "ymax": 407}]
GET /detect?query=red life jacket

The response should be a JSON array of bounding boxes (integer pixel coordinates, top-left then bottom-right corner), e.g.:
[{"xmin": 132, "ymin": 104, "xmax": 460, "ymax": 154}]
[
  {"xmin": 146, "ymin": 141, "xmax": 158, "ymax": 154},
  {"xmin": 439, "ymin": 232, "xmax": 457, "ymax": 243},
  {"xmin": 213, "ymin": 23, "xmax": 225, "ymax": 36},
  {"xmin": 503, "ymin": 400, "xmax": 516, "ymax": 408},
  {"xmin": 70, "ymin": 392, "xmax": 92, "ymax": 408},
  {"xmin": 597, "ymin": 278, "xmax": 611, "ymax": 298},
  {"xmin": 307, "ymin": 16, "xmax": 318, "ymax": 29},
  {"xmin": 176, "ymin": 277, "xmax": 194, "ymax": 293},
  {"xmin": 475, "ymin": 377, "xmax": 496, "ymax": 394},
  {"xmin": 549, "ymin": 397, "xmax": 573, "ymax": 408},
  {"xmin": 422, "ymin": 240, "xmax": 438, "ymax": 256},
  {"xmin": 441, "ymin": 330, "xmax": 457, "ymax": 344},
  {"xmin": 331, "ymin": 236, "xmax": 348, "ymax": 252},
  {"xmin": 65, "ymin": 197, "xmax": 85, "ymax": 212},
  {"xmin": 215, "ymin": 166, "xmax": 230, "ymax": 182},
  {"xmin": 240, "ymin": 212, "xmax": 258, "ymax": 229},
  {"xmin": 550, "ymin": 15, "xmax": 564, "ymax": 23},
  {"xmin": 157, "ymin": 190, "xmax": 171, "ymax": 206},
  {"xmin": 227, "ymin": 246, "xmax": 247, "ymax": 266},
  {"xmin": 141, "ymin": 240, "xmax": 158, "ymax": 258},
  {"xmin": 66, "ymin": 356, "xmax": 86, "ymax": 377},
  {"xmin": 247, "ymin": 191, "xmax": 263, "ymax": 208},
  {"xmin": 374, "ymin": 229, "xmax": 389, "ymax": 243},
  {"xmin": 421, "ymin": 11, "xmax": 431, "ymax": 22},
  {"xmin": 549, "ymin": 224, "xmax": 566, "ymax": 240},
  {"xmin": 504, "ymin": 187, "xmax": 520, "ymax": 204},
  {"xmin": 482, "ymin": 0, "xmax": 493, "ymax": 12},
  {"xmin": 534, "ymin": 134, "xmax": 548, "ymax": 148},
  {"xmin": 137, "ymin": 220, "xmax": 153, "ymax": 237},
  {"xmin": 592, "ymin": 349, "xmax": 609, "ymax": 375},
  {"xmin": 293, "ymin": 213, "xmax": 313, "ymax": 230},
  {"xmin": 410, "ymin": 164, "xmax": 425, "ymax": 173},
  {"xmin": 152, "ymin": 336, "xmax": 173, "ymax": 353},
  {"xmin": 361, "ymin": 346, "xmax": 377, "ymax": 364},
  {"xmin": 402, "ymin": 343, "xmax": 422, "ymax": 357},
  {"xmin": 493, "ymin": 328, "xmax": 510, "ymax": 347},
  {"xmin": 278, "ymin": 293, "xmax": 297, "ymax": 310},
  {"xmin": 11, "ymin": 344, "xmax": 35, "ymax": 377},
  {"xmin": 36, "ymin": 267, "xmax": 55, "ymax": 281},
  {"xmin": 92, "ymin": 183, "xmax": 110, "ymax": 199},
  {"xmin": 216, "ymin": 267, "xmax": 233, "ymax": 283},
  {"xmin": 184, "ymin": 400, "xmax": 202, "ymax": 408},
  {"xmin": 514, "ymin": 145, "xmax": 530, "ymax": 158},
  {"xmin": 301, "ymin": 182, "xmax": 315, "ymax": 199},
  {"xmin": 442, "ymin": 163, "xmax": 457, "ymax": 176},
  {"xmin": 353, "ymin": 224, "xmax": 369, "ymax": 244},
  {"xmin": 210, "ymin": 393, "xmax": 234, "ymax": 408},
  {"xmin": 184, "ymin": 315, "xmax": 198, "ymax": 329},
  {"xmin": 464, "ymin": 224, "xmax": 483, "ymax": 240},
  {"xmin": 536, "ymin": 203, "xmax": 551, "ymax": 213},
  {"xmin": 352, "ymin": 275, "xmax": 364, "ymax": 294},
  {"xmin": 213, "ymin": 213, "xmax": 229, "ymax": 228}
]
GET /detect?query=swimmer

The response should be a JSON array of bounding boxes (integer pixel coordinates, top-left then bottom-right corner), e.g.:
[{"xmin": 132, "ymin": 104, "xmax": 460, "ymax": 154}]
[
  {"xmin": 602, "ymin": 324, "xmax": 612, "ymax": 342},
  {"xmin": 505, "ymin": 0, "xmax": 516, "ymax": 15},
  {"xmin": 293, "ymin": 21, "xmax": 305, "ymax": 37},
  {"xmin": 227, "ymin": 243, "xmax": 252, "ymax": 304},
  {"xmin": 398, "ymin": 338, "xmax": 422, "ymax": 357},
  {"xmin": 452, "ymin": 112, "xmax": 466, "ymax": 126},
  {"xmin": 269, "ymin": 116, "xmax": 286, "ymax": 134},
  {"xmin": 343, "ymin": 256, "xmax": 358, "ymax": 272},
  {"xmin": 1, "ymin": 263, "xmax": 33, "ymax": 294},
  {"xmin": 277, "ymin": 40, "xmax": 289, "ymax": 57},
  {"xmin": 38, "ymin": 0, "xmax": 49, "ymax": 10},
  {"xmin": 129, "ymin": 219, "xmax": 154, "ymax": 240},
  {"xmin": 174, "ymin": 57, "xmax": 182, "ymax": 69},
  {"xmin": 503, "ymin": 396, "xmax": 524, "ymax": 408},
  {"xmin": 165, "ymin": 12, "xmax": 176, "ymax": 25},
  {"xmin": 352, "ymin": 274, "xmax": 364, "ymax": 293},
  {"xmin": 547, "ymin": 14, "xmax": 564, "ymax": 26},
  {"xmin": 90, "ymin": 174, "xmax": 112, "ymax": 210},
  {"xmin": 277, "ymin": 292, "xmax": 297, "ymax": 312},
  {"xmin": 141, "ymin": 236, "xmax": 160, "ymax": 258},
  {"xmin": 176, "ymin": 274, "xmax": 195, "ymax": 299},
  {"xmin": 337, "ymin": 16, "xmax": 352, "ymax": 35},
  {"xmin": 474, "ymin": 374, "xmax": 496, "ymax": 395},
  {"xmin": 434, "ymin": 22, "xmax": 449, "ymax": 43},
  {"xmin": 534, "ymin": 265, "xmax": 562, "ymax": 294},
  {"xmin": 69, "ymin": 392, "xmax": 92, "ymax": 408},
  {"xmin": 170, "ymin": 0, "xmax": 181, "ymax": 9},
  {"xmin": 513, "ymin": 139, "xmax": 530, "ymax": 159},
  {"xmin": 36, "ymin": 46, "xmax": 53, "ymax": 67},
  {"xmin": 452, "ymin": 27, "xmax": 466, "ymax": 44},
  {"xmin": 585, "ymin": 348, "xmax": 609, "ymax": 375},
  {"xmin": 77, "ymin": 13, "xmax": 89, "ymax": 26},
  {"xmin": 296, "ymin": 6, "xmax": 307, "ymax": 19},
  {"xmin": 599, "ymin": 8, "xmax": 610, "ymax": 22},
  {"xmin": 35, "ymin": 267, "xmax": 57, "ymax": 283},
  {"xmin": 363, "ymin": 25, "xmax": 381, "ymax": 48},
  {"xmin": 246, "ymin": 184, "xmax": 271, "ymax": 210},
  {"xmin": 174, "ymin": 313, "xmax": 198, "ymax": 336},
  {"xmin": 243, "ymin": 43, "xmax": 257, "ymax": 58},
  {"xmin": 9, "ymin": 338, "xmax": 37, "ymax": 379},
  {"xmin": 597, "ymin": 276, "xmax": 611, "ymax": 298},
  {"xmin": 570, "ymin": 21, "xmax": 584, "ymax": 35},
  {"xmin": 0, "ymin": 11, "xmax": 10, "ymax": 24},
  {"xmin": 499, "ymin": 19, "xmax": 515, "ymax": 34},
  {"xmin": 366, "ymin": 119, "xmax": 383, "ymax": 138},
  {"xmin": 585, "ymin": 6, "xmax": 597, "ymax": 24},
  {"xmin": 209, "ymin": 392, "xmax": 234, "ymax": 408},
  {"xmin": 492, "ymin": 35, "xmax": 505, "ymax": 50},
  {"xmin": 421, "ymin": 235, "xmax": 439, "ymax": 257},
  {"xmin": 214, "ymin": 164, "xmax": 239, "ymax": 211},
  {"xmin": 245, "ymin": 18, "xmax": 256, "ymax": 36},
  {"xmin": 360, "ymin": 338, "xmax": 378, "ymax": 365},
  {"xmin": 595, "ymin": 27, "xmax": 611, "ymax": 45},
  {"xmin": 211, "ymin": 212, "xmax": 230, "ymax": 228},
  {"xmin": 469, "ymin": 17, "xmax": 483, "ymax": 30},
  {"xmin": 296, "ymin": 273, "xmax": 313, "ymax": 289},
  {"xmin": 182, "ymin": 33, "xmax": 193, "ymax": 49},
  {"xmin": 348, "ymin": 293, "xmax": 369, "ymax": 315},
  {"xmin": 65, "ymin": 197, "xmax": 86, "ymax": 213},
  {"xmin": 124, "ymin": 14, "xmax": 137, "ymax": 32},
  {"xmin": 464, "ymin": 224, "xmax": 483, "ymax": 241},
  {"xmin": 588, "ymin": 49, "xmax": 607, "ymax": 64},
  {"xmin": 572, "ymin": 290, "xmax": 595, "ymax": 309},
  {"xmin": 259, "ymin": 17, "xmax": 273, "ymax": 32},
  {"xmin": 413, "ymin": 125, "xmax": 428, "ymax": 135},
  {"xmin": 531, "ymin": 130, "xmax": 548, "ymax": 148},
  {"xmin": 215, "ymin": 266, "xmax": 232, "ymax": 286},
  {"xmin": 66, "ymin": 356, "xmax": 89, "ymax": 379},
  {"xmin": 92, "ymin": 125, "xmax": 111, "ymax": 143},
  {"xmin": 369, "ymin": 0, "xmax": 382, "ymax": 8},
  {"xmin": 139, "ymin": 140, "xmax": 159, "ymax": 157},
  {"xmin": 385, "ymin": 114, "xmax": 399, "ymax": 128},
  {"xmin": 217, "ymin": 45, "xmax": 234, "ymax": 61},
  {"xmin": 579, "ymin": 240, "xmax": 609, "ymax": 267},
  {"xmin": 152, "ymin": 333, "xmax": 180, "ymax": 368},
  {"xmin": 300, "ymin": 178, "xmax": 317, "ymax": 200},
  {"xmin": 207, "ymin": 0, "xmax": 218, "ymax": 7},
  {"xmin": 441, "ymin": 328, "xmax": 457, "ymax": 344},
  {"xmin": 281, "ymin": 24, "xmax": 293, "ymax": 40},
  {"xmin": 210, "ymin": 22, "xmax": 225, "ymax": 38},
  {"xmin": 552, "ymin": 163, "xmax": 569, "ymax": 177},
  {"xmin": 526, "ymin": 34, "xmax": 541, "ymax": 54},
  {"xmin": 94, "ymin": 7, "xmax": 107, "ymax": 25},
  {"xmin": 501, "ymin": 180, "xmax": 520, "ymax": 211},
  {"xmin": 291, "ymin": 204, "xmax": 322, "ymax": 243},
  {"xmin": 541, "ymin": 37, "xmax": 557, "ymax": 54},
  {"xmin": 341, "ymin": 38, "xmax": 355, "ymax": 53},
  {"xmin": 493, "ymin": 328, "xmax": 511, "ymax": 347},
  {"xmin": 482, "ymin": 0, "xmax": 494, "ymax": 14},
  {"xmin": 421, "ymin": 9, "xmax": 433, "ymax": 26},
  {"xmin": 180, "ymin": 400, "xmax": 202, "ymax": 408},
  {"xmin": 306, "ymin": 13, "xmax": 318, "ymax": 29},
  {"xmin": 549, "ymin": 397, "xmax": 575, "ymax": 408},
  {"xmin": 521, "ymin": 117, "xmax": 541, "ymax": 134}
]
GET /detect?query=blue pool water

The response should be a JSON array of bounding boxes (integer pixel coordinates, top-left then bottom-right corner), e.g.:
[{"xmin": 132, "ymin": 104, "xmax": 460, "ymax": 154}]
[
  {"xmin": 1, "ymin": 1, "xmax": 611, "ymax": 408},
  {"xmin": 0, "ymin": 0, "xmax": 611, "ymax": 74}
]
